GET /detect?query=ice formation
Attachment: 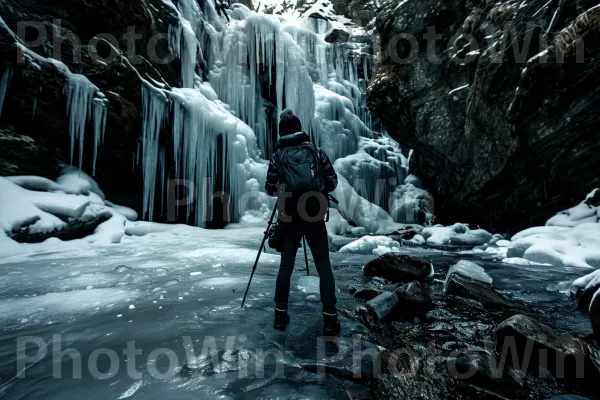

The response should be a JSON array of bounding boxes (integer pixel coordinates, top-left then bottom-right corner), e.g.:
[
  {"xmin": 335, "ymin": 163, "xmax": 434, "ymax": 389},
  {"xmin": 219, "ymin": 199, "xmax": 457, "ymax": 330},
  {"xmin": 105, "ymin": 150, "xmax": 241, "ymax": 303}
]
[
  {"xmin": 1, "ymin": 3, "xmax": 423, "ymax": 232},
  {"xmin": 131, "ymin": 1, "xmax": 416, "ymax": 230},
  {"xmin": 0, "ymin": 17, "xmax": 108, "ymax": 175}
]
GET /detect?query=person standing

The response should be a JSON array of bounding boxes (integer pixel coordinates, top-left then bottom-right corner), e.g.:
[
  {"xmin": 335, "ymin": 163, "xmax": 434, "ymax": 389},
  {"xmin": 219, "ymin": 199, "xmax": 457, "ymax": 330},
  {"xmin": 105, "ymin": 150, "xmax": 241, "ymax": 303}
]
[{"xmin": 265, "ymin": 109, "xmax": 341, "ymax": 336}]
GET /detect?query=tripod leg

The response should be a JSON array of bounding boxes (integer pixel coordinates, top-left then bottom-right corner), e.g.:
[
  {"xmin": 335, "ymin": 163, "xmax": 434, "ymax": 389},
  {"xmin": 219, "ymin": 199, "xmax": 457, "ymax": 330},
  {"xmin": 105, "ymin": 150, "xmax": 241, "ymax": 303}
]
[
  {"xmin": 241, "ymin": 204, "xmax": 278, "ymax": 308},
  {"xmin": 303, "ymin": 236, "xmax": 309, "ymax": 276},
  {"xmin": 241, "ymin": 236, "xmax": 267, "ymax": 308}
]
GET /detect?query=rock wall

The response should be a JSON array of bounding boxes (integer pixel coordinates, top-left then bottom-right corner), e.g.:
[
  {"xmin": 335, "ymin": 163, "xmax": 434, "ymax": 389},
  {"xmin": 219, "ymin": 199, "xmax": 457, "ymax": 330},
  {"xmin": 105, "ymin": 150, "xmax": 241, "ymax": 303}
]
[
  {"xmin": 0, "ymin": 0, "xmax": 182, "ymax": 212},
  {"xmin": 368, "ymin": 0, "xmax": 600, "ymax": 232}
]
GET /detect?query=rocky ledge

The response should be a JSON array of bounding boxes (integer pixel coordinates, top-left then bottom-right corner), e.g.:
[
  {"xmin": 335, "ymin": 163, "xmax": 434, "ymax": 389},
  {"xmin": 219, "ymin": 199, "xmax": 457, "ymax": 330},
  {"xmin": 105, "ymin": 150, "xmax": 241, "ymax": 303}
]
[{"xmin": 368, "ymin": 0, "xmax": 600, "ymax": 233}]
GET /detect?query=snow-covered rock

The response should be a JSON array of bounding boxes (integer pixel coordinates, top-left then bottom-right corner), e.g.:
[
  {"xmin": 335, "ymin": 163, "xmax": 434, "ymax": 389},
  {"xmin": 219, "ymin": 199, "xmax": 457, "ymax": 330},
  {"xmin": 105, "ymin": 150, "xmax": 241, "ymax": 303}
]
[
  {"xmin": 546, "ymin": 189, "xmax": 600, "ymax": 227},
  {"xmin": 444, "ymin": 260, "xmax": 510, "ymax": 307},
  {"xmin": 421, "ymin": 223, "xmax": 492, "ymax": 246},
  {"xmin": 444, "ymin": 260, "xmax": 493, "ymax": 292},
  {"xmin": 339, "ymin": 235, "xmax": 401, "ymax": 254},
  {"xmin": 363, "ymin": 253, "xmax": 433, "ymax": 282},
  {"xmin": 0, "ymin": 171, "xmax": 147, "ymax": 258},
  {"xmin": 570, "ymin": 270, "xmax": 600, "ymax": 311},
  {"xmin": 495, "ymin": 190, "xmax": 600, "ymax": 268}
]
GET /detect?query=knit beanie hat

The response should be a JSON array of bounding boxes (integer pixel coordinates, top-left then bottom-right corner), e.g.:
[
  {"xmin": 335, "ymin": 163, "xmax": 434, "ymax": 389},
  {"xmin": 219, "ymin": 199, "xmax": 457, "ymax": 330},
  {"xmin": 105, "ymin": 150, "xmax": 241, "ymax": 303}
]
[{"xmin": 279, "ymin": 108, "xmax": 303, "ymax": 136}]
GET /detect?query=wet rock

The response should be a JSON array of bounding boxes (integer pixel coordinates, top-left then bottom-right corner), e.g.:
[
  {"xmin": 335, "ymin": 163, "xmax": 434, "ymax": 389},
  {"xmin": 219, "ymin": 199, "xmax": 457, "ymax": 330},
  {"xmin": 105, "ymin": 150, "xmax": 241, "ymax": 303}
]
[
  {"xmin": 324, "ymin": 28, "xmax": 349, "ymax": 43},
  {"xmin": 9, "ymin": 212, "xmax": 111, "ymax": 243},
  {"xmin": 426, "ymin": 321, "xmax": 456, "ymax": 334},
  {"xmin": 373, "ymin": 350, "xmax": 458, "ymax": 398},
  {"xmin": 577, "ymin": 285, "xmax": 600, "ymax": 312},
  {"xmin": 388, "ymin": 226, "xmax": 422, "ymax": 241},
  {"xmin": 570, "ymin": 270, "xmax": 600, "ymax": 311},
  {"xmin": 493, "ymin": 314, "xmax": 592, "ymax": 379},
  {"xmin": 588, "ymin": 288, "xmax": 600, "ymax": 345},
  {"xmin": 585, "ymin": 190, "xmax": 600, "ymax": 207},
  {"xmin": 364, "ymin": 291, "xmax": 399, "ymax": 322},
  {"xmin": 458, "ymin": 385, "xmax": 513, "ymax": 399},
  {"xmin": 394, "ymin": 281, "xmax": 434, "ymax": 319},
  {"xmin": 363, "ymin": 253, "xmax": 433, "ymax": 283},
  {"xmin": 302, "ymin": 338, "xmax": 384, "ymax": 383},
  {"xmin": 352, "ymin": 287, "xmax": 383, "ymax": 302},
  {"xmin": 445, "ymin": 262, "xmax": 511, "ymax": 308}
]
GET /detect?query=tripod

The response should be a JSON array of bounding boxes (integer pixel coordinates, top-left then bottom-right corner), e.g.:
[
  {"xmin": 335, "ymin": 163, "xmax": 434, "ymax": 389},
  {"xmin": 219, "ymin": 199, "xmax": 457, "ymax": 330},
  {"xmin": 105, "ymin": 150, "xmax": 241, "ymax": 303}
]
[{"xmin": 240, "ymin": 204, "xmax": 310, "ymax": 308}]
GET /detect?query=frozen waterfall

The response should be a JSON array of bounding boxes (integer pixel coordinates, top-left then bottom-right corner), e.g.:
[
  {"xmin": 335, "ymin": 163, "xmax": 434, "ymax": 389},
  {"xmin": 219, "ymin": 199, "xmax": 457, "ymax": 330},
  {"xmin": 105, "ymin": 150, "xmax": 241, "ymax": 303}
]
[
  {"xmin": 134, "ymin": 0, "xmax": 416, "ymax": 228},
  {"xmin": 0, "ymin": 2, "xmax": 421, "ymax": 231}
]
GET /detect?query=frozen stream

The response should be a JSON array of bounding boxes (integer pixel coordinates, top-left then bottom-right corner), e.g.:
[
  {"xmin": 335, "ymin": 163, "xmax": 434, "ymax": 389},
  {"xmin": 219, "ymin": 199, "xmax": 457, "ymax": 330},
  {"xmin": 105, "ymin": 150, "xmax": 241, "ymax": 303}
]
[{"xmin": 0, "ymin": 228, "xmax": 593, "ymax": 399}]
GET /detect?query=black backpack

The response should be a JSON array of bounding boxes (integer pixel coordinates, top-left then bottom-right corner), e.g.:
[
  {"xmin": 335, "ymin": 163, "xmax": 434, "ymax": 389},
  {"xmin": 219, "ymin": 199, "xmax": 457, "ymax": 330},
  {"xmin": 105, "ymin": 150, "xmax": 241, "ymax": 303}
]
[{"xmin": 276, "ymin": 143, "xmax": 321, "ymax": 194}]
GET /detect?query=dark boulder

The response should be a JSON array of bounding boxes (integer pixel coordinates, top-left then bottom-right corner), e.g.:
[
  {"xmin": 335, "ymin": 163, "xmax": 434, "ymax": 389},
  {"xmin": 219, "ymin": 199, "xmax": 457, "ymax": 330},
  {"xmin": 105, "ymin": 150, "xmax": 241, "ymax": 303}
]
[
  {"xmin": 394, "ymin": 281, "xmax": 434, "ymax": 319},
  {"xmin": 363, "ymin": 253, "xmax": 433, "ymax": 283},
  {"xmin": 588, "ymin": 288, "xmax": 600, "ymax": 345},
  {"xmin": 493, "ymin": 314, "xmax": 592, "ymax": 380},
  {"xmin": 9, "ymin": 212, "xmax": 111, "ymax": 243},
  {"xmin": 570, "ymin": 271, "xmax": 600, "ymax": 312},
  {"xmin": 585, "ymin": 190, "xmax": 600, "ymax": 207},
  {"xmin": 352, "ymin": 286, "xmax": 383, "ymax": 301},
  {"xmin": 577, "ymin": 285, "xmax": 600, "ymax": 312},
  {"xmin": 325, "ymin": 28, "xmax": 350, "ymax": 43},
  {"xmin": 363, "ymin": 291, "xmax": 399, "ymax": 322},
  {"xmin": 445, "ymin": 270, "xmax": 511, "ymax": 308}
]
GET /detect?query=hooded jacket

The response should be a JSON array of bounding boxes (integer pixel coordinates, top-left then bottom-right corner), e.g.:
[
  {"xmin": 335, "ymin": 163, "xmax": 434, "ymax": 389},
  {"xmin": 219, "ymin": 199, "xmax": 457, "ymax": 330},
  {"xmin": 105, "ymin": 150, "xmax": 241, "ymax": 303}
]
[{"xmin": 265, "ymin": 131, "xmax": 338, "ymax": 198}]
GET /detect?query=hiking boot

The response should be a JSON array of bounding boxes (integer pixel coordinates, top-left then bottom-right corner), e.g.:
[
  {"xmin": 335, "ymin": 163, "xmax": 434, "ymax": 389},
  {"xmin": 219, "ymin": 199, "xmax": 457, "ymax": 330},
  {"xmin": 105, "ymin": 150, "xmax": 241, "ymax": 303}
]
[
  {"xmin": 322, "ymin": 312, "xmax": 341, "ymax": 336},
  {"xmin": 274, "ymin": 308, "xmax": 290, "ymax": 331}
]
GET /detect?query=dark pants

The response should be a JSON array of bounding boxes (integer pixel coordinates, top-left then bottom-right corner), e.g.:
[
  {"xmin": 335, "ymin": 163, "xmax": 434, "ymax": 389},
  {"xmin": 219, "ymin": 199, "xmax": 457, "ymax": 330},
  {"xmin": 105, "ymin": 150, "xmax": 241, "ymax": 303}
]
[{"xmin": 274, "ymin": 219, "xmax": 337, "ymax": 314}]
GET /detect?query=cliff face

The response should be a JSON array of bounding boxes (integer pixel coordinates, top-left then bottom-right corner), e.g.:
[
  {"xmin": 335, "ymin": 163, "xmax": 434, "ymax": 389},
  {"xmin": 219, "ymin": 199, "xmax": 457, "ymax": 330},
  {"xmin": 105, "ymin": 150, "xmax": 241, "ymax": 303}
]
[
  {"xmin": 0, "ymin": 0, "xmax": 182, "ymax": 211},
  {"xmin": 368, "ymin": 0, "xmax": 600, "ymax": 232}
]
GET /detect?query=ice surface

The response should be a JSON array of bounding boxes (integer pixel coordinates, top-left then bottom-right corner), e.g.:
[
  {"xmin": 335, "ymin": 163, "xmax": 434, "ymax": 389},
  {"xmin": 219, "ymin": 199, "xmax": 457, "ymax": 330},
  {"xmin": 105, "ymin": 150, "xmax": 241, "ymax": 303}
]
[{"xmin": 297, "ymin": 275, "xmax": 320, "ymax": 295}]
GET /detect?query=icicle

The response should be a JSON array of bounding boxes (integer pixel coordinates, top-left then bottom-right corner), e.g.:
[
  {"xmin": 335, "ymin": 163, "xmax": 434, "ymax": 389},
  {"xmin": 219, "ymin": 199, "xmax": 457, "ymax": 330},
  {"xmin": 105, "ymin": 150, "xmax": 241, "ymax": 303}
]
[
  {"xmin": 64, "ymin": 74, "xmax": 96, "ymax": 171},
  {"xmin": 136, "ymin": 141, "xmax": 141, "ymax": 165},
  {"xmin": 92, "ymin": 98, "xmax": 108, "ymax": 176},
  {"xmin": 0, "ymin": 68, "xmax": 13, "ymax": 119},
  {"xmin": 159, "ymin": 147, "xmax": 166, "ymax": 216},
  {"xmin": 141, "ymin": 82, "xmax": 168, "ymax": 221},
  {"xmin": 180, "ymin": 19, "xmax": 199, "ymax": 88}
]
